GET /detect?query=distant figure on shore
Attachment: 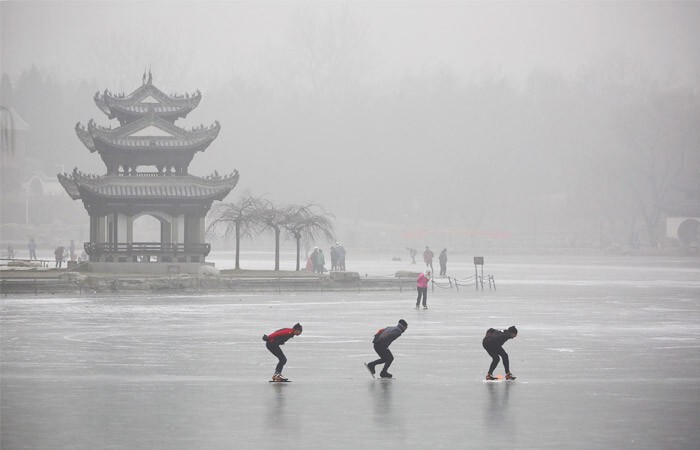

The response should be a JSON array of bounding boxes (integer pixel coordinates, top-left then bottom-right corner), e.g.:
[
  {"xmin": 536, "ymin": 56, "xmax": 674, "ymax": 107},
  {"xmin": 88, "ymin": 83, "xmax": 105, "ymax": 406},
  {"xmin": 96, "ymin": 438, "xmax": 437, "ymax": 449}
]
[
  {"xmin": 54, "ymin": 246, "xmax": 65, "ymax": 268},
  {"xmin": 28, "ymin": 238, "xmax": 37, "ymax": 260},
  {"xmin": 315, "ymin": 249, "xmax": 326, "ymax": 273},
  {"xmin": 438, "ymin": 248, "xmax": 448, "ymax": 277},
  {"xmin": 336, "ymin": 242, "xmax": 346, "ymax": 271},
  {"xmin": 7, "ymin": 245, "xmax": 15, "ymax": 259},
  {"xmin": 330, "ymin": 246, "xmax": 338, "ymax": 271},
  {"xmin": 406, "ymin": 247, "xmax": 417, "ymax": 264},
  {"xmin": 423, "ymin": 246, "xmax": 434, "ymax": 272}
]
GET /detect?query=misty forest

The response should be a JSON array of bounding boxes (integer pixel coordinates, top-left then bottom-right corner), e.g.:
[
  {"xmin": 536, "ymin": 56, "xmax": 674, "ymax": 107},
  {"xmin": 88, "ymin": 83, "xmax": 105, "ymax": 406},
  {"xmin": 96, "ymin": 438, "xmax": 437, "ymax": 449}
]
[{"xmin": 1, "ymin": 3, "xmax": 699, "ymax": 254}]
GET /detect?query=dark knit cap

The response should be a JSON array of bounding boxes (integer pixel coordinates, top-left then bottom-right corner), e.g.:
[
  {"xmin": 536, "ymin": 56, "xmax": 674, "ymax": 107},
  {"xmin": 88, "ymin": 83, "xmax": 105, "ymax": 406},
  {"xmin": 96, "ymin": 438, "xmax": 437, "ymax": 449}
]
[
  {"xmin": 293, "ymin": 323, "xmax": 303, "ymax": 332},
  {"xmin": 398, "ymin": 319, "xmax": 408, "ymax": 328},
  {"xmin": 508, "ymin": 326, "xmax": 518, "ymax": 334}
]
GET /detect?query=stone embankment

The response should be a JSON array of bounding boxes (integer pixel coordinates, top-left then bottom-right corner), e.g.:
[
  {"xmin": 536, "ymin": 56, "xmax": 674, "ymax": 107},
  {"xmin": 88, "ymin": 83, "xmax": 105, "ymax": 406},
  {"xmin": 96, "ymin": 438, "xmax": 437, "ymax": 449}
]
[{"xmin": 0, "ymin": 268, "xmax": 425, "ymax": 296}]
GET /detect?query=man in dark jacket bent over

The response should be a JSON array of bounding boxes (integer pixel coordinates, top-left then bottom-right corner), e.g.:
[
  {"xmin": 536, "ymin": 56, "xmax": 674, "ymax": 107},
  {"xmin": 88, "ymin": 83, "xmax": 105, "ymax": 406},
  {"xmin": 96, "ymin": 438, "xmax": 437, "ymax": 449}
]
[{"xmin": 364, "ymin": 319, "xmax": 407, "ymax": 378}]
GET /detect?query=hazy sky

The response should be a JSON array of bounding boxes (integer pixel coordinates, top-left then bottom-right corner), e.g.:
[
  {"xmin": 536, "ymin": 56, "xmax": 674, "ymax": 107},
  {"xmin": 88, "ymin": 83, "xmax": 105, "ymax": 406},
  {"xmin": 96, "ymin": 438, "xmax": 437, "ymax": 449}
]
[{"xmin": 3, "ymin": 1, "xmax": 699, "ymax": 91}]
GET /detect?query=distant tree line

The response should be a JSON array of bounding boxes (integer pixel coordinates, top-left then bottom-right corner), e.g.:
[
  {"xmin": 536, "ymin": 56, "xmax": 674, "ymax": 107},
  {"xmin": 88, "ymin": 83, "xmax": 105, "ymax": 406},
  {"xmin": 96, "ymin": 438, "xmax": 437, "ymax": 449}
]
[{"xmin": 2, "ymin": 53, "xmax": 699, "ymax": 249}]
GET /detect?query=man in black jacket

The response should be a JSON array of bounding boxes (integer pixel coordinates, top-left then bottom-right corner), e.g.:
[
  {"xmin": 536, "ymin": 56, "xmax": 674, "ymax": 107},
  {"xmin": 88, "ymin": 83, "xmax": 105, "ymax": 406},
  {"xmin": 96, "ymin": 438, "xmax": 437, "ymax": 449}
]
[
  {"xmin": 364, "ymin": 319, "xmax": 408, "ymax": 378},
  {"xmin": 483, "ymin": 326, "xmax": 518, "ymax": 380}
]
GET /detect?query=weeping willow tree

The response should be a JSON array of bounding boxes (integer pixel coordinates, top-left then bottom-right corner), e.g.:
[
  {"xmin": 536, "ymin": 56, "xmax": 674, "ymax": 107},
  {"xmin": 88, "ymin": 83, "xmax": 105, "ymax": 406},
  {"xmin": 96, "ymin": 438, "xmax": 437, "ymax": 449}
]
[
  {"xmin": 207, "ymin": 191, "xmax": 267, "ymax": 269},
  {"xmin": 280, "ymin": 203, "xmax": 335, "ymax": 271}
]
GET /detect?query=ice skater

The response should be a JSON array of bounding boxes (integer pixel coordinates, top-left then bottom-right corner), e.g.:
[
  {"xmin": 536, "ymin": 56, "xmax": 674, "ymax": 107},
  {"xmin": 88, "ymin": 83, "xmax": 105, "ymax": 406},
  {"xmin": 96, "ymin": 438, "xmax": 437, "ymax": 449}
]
[
  {"xmin": 262, "ymin": 323, "xmax": 303, "ymax": 382},
  {"xmin": 416, "ymin": 269, "xmax": 431, "ymax": 309},
  {"xmin": 482, "ymin": 326, "xmax": 518, "ymax": 380},
  {"xmin": 364, "ymin": 319, "xmax": 407, "ymax": 379}
]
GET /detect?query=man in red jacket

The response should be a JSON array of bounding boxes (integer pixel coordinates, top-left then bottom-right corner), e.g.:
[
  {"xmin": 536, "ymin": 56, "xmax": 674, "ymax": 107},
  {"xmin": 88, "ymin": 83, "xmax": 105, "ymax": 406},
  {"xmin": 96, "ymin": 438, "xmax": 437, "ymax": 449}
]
[{"xmin": 263, "ymin": 323, "xmax": 303, "ymax": 382}]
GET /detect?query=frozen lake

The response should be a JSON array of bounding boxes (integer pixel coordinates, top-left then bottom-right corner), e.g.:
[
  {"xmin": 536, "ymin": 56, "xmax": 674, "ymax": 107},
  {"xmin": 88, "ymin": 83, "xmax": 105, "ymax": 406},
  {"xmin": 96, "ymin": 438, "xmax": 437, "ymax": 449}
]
[{"xmin": 2, "ymin": 255, "xmax": 699, "ymax": 449}]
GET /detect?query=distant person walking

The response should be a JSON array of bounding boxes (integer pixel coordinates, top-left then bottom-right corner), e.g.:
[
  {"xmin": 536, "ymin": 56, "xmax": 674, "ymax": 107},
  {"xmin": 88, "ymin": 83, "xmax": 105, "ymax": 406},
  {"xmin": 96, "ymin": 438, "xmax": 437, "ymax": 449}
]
[
  {"xmin": 438, "ymin": 248, "xmax": 448, "ymax": 277},
  {"xmin": 7, "ymin": 245, "xmax": 15, "ymax": 259},
  {"xmin": 423, "ymin": 246, "xmax": 434, "ymax": 272},
  {"xmin": 416, "ymin": 269, "xmax": 431, "ymax": 309},
  {"xmin": 364, "ymin": 319, "xmax": 408, "ymax": 379},
  {"xmin": 28, "ymin": 237, "xmax": 37, "ymax": 260},
  {"xmin": 262, "ymin": 323, "xmax": 303, "ymax": 382},
  {"xmin": 406, "ymin": 247, "xmax": 417, "ymax": 264},
  {"xmin": 483, "ymin": 326, "xmax": 518, "ymax": 381},
  {"xmin": 54, "ymin": 246, "xmax": 64, "ymax": 268}
]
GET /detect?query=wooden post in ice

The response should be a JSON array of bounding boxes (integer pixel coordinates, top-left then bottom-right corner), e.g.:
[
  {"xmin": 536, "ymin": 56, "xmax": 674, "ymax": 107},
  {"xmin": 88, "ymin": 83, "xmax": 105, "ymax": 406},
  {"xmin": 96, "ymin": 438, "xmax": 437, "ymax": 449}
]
[{"xmin": 474, "ymin": 256, "xmax": 484, "ymax": 291}]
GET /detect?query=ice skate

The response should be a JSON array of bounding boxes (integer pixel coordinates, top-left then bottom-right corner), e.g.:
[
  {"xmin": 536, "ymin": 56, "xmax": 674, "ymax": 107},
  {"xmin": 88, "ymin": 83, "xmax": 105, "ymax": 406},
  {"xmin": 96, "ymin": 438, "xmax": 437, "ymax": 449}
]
[
  {"xmin": 272, "ymin": 373, "xmax": 288, "ymax": 382},
  {"xmin": 506, "ymin": 373, "xmax": 516, "ymax": 380},
  {"xmin": 485, "ymin": 373, "xmax": 497, "ymax": 381},
  {"xmin": 380, "ymin": 372, "xmax": 393, "ymax": 379},
  {"xmin": 364, "ymin": 363, "xmax": 376, "ymax": 378}
]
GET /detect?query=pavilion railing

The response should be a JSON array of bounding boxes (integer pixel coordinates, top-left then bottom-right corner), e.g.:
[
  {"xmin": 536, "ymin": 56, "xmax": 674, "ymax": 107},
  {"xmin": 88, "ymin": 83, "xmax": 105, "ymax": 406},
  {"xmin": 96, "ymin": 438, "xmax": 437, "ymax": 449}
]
[{"xmin": 85, "ymin": 242, "xmax": 211, "ymax": 256}]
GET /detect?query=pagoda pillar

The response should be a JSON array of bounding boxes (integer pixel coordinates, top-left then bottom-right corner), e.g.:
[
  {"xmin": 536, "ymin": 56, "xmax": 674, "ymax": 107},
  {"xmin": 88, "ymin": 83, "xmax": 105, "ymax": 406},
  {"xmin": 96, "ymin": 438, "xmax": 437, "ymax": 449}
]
[{"xmin": 126, "ymin": 216, "xmax": 133, "ymax": 242}]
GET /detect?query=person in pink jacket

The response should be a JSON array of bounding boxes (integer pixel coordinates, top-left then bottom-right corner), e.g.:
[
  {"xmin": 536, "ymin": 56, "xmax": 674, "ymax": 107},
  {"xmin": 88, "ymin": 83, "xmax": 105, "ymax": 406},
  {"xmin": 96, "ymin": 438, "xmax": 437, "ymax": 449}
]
[{"xmin": 415, "ymin": 269, "xmax": 431, "ymax": 309}]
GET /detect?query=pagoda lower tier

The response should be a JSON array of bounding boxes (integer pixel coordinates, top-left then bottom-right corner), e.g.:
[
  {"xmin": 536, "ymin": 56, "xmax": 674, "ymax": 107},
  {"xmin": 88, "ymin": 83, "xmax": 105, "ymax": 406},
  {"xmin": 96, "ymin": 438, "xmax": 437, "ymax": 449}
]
[{"xmin": 58, "ymin": 169, "xmax": 238, "ymax": 264}]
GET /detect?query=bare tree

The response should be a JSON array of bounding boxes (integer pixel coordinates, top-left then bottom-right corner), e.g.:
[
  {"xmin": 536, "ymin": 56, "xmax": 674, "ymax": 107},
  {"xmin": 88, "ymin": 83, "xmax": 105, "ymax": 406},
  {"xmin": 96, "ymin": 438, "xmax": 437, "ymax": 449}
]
[
  {"xmin": 606, "ymin": 83, "xmax": 700, "ymax": 246},
  {"xmin": 207, "ymin": 191, "xmax": 266, "ymax": 269},
  {"xmin": 280, "ymin": 203, "xmax": 335, "ymax": 271},
  {"xmin": 258, "ymin": 200, "xmax": 288, "ymax": 271}
]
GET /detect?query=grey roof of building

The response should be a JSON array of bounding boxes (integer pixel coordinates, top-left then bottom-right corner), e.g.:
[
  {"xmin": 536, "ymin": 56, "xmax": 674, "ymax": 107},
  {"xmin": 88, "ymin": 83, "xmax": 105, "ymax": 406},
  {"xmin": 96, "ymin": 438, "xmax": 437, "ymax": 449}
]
[
  {"xmin": 94, "ymin": 79, "xmax": 201, "ymax": 119},
  {"xmin": 58, "ymin": 169, "xmax": 239, "ymax": 201}
]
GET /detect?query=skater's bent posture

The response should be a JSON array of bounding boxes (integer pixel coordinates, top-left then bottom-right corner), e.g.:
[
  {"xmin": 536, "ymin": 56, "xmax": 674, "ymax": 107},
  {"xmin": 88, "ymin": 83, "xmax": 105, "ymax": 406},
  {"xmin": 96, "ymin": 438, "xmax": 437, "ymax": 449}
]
[
  {"xmin": 263, "ymin": 323, "xmax": 302, "ymax": 381},
  {"xmin": 365, "ymin": 319, "xmax": 408, "ymax": 378},
  {"xmin": 482, "ymin": 326, "xmax": 518, "ymax": 380},
  {"xmin": 416, "ymin": 270, "xmax": 431, "ymax": 309}
]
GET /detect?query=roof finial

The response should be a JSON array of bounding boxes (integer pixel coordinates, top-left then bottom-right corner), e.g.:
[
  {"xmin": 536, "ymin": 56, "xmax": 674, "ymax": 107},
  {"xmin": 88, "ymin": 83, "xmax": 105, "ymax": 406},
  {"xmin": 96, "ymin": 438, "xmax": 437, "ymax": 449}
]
[
  {"xmin": 142, "ymin": 70, "xmax": 147, "ymax": 85},
  {"xmin": 148, "ymin": 69, "xmax": 152, "ymax": 85}
]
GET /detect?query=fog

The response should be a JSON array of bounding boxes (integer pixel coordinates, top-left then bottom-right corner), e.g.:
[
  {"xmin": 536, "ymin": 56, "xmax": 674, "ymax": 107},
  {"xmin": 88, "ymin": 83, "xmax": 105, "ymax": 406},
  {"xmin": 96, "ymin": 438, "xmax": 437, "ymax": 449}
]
[{"xmin": 2, "ymin": 1, "xmax": 700, "ymax": 250}]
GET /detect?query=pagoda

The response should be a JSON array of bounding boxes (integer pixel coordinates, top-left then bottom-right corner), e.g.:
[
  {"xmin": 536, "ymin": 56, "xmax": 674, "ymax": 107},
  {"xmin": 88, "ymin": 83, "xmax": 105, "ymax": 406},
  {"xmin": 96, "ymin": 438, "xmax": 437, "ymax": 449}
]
[{"xmin": 58, "ymin": 72, "xmax": 238, "ymax": 273}]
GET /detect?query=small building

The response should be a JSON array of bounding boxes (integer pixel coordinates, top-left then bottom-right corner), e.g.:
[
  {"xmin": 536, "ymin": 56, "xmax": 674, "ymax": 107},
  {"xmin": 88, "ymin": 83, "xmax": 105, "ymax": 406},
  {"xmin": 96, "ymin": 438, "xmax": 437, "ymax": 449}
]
[{"xmin": 58, "ymin": 73, "xmax": 239, "ymax": 273}]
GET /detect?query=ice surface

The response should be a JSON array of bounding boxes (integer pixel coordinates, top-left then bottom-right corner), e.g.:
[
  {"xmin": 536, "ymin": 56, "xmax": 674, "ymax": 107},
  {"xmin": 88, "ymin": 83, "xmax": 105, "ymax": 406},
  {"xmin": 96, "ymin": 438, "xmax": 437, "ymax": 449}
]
[{"xmin": 2, "ymin": 256, "xmax": 699, "ymax": 449}]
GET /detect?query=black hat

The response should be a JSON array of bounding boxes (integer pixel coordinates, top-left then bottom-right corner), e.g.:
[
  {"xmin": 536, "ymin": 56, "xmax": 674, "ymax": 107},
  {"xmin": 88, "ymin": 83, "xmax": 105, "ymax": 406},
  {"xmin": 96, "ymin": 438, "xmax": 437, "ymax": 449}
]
[
  {"xmin": 293, "ymin": 323, "xmax": 303, "ymax": 332},
  {"xmin": 398, "ymin": 319, "xmax": 408, "ymax": 328},
  {"xmin": 508, "ymin": 326, "xmax": 518, "ymax": 334}
]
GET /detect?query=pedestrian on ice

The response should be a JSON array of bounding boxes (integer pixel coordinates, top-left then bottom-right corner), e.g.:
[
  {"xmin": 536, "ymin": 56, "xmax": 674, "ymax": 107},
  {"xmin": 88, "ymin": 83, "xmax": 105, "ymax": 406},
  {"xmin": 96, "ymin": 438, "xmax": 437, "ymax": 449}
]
[
  {"xmin": 416, "ymin": 269, "xmax": 431, "ymax": 310},
  {"xmin": 423, "ymin": 246, "xmax": 434, "ymax": 272},
  {"xmin": 262, "ymin": 323, "xmax": 303, "ymax": 382},
  {"xmin": 364, "ymin": 319, "xmax": 407, "ymax": 379},
  {"xmin": 438, "ymin": 248, "xmax": 448, "ymax": 277},
  {"xmin": 483, "ymin": 326, "xmax": 518, "ymax": 381}
]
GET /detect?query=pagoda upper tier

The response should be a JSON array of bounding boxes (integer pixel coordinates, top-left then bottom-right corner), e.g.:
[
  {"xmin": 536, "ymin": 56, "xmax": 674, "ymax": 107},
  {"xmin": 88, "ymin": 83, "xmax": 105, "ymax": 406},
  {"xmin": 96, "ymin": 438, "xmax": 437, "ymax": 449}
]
[
  {"xmin": 75, "ymin": 113, "xmax": 220, "ymax": 175},
  {"xmin": 58, "ymin": 168, "xmax": 239, "ymax": 216},
  {"xmin": 94, "ymin": 74, "xmax": 201, "ymax": 125}
]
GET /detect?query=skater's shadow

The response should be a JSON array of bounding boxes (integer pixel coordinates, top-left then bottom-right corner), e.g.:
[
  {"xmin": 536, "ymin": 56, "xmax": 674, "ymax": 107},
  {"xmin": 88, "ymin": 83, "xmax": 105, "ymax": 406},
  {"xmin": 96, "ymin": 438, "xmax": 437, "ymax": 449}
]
[
  {"xmin": 370, "ymin": 380, "xmax": 402, "ymax": 428},
  {"xmin": 266, "ymin": 383, "xmax": 297, "ymax": 433},
  {"xmin": 484, "ymin": 381, "xmax": 516, "ymax": 435}
]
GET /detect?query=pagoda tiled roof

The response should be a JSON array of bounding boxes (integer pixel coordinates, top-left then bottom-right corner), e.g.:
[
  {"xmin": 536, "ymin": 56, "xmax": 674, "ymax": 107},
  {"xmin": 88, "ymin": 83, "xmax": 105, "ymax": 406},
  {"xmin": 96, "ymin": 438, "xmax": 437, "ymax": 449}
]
[
  {"xmin": 58, "ymin": 168, "xmax": 239, "ymax": 201},
  {"xmin": 94, "ymin": 80, "xmax": 201, "ymax": 121},
  {"xmin": 75, "ymin": 114, "xmax": 220, "ymax": 153}
]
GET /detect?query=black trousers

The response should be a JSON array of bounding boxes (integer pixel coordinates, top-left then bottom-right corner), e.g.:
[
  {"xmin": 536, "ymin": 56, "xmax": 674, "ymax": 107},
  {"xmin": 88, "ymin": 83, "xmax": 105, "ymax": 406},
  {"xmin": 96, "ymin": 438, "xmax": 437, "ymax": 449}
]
[
  {"xmin": 439, "ymin": 261, "xmax": 446, "ymax": 276},
  {"xmin": 483, "ymin": 340, "xmax": 510, "ymax": 374},
  {"xmin": 369, "ymin": 343, "xmax": 394, "ymax": 374},
  {"xmin": 416, "ymin": 287, "xmax": 428, "ymax": 307},
  {"xmin": 266, "ymin": 342, "xmax": 287, "ymax": 374}
]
